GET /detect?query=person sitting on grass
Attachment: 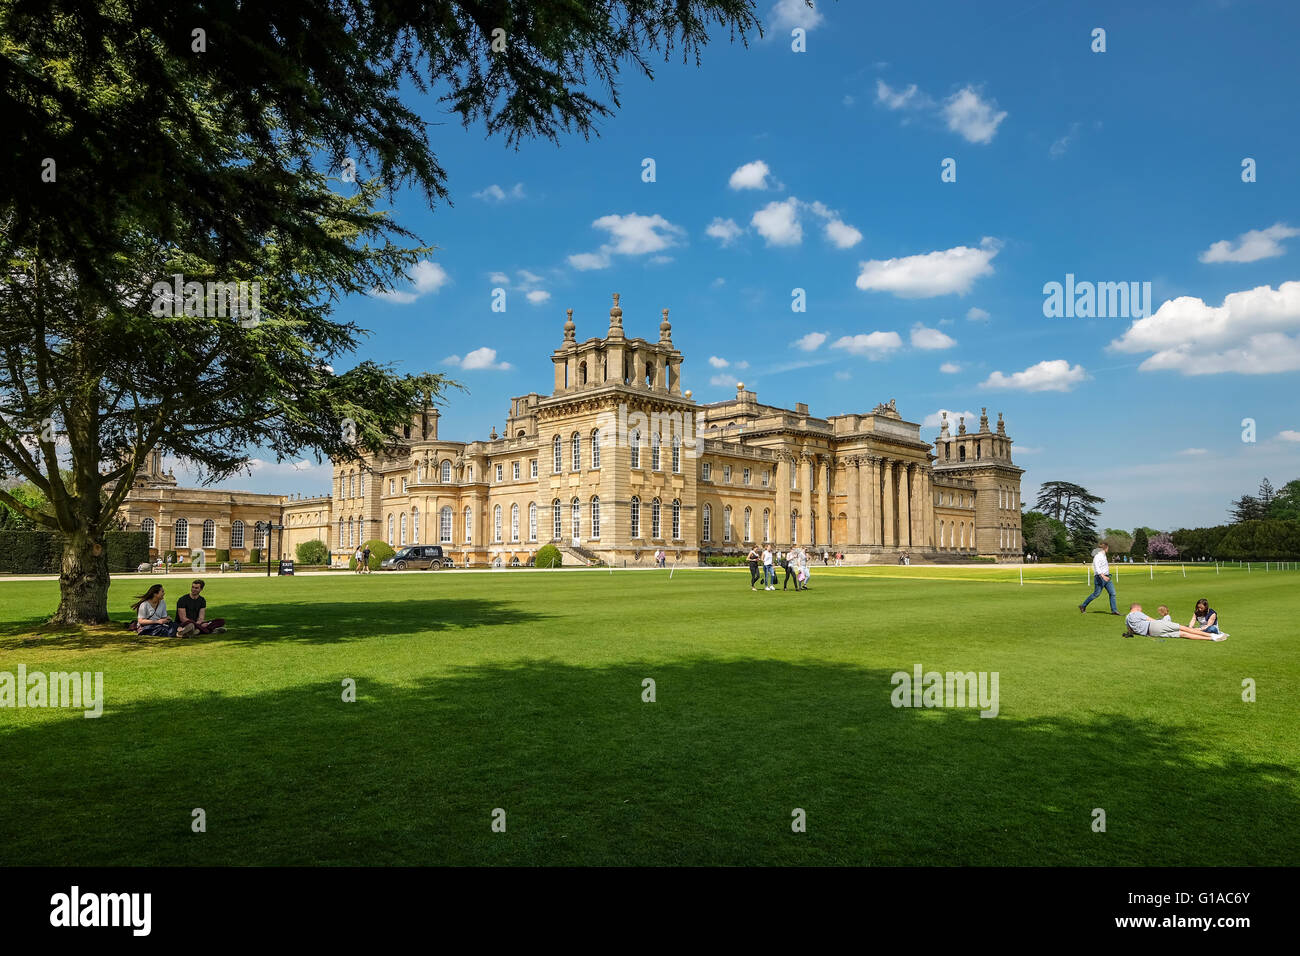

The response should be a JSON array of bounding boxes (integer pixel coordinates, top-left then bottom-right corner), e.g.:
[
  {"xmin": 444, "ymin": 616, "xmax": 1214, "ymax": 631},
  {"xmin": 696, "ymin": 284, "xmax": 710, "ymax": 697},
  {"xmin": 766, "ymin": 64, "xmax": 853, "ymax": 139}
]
[
  {"xmin": 1188, "ymin": 598, "xmax": 1222, "ymax": 634},
  {"xmin": 132, "ymin": 584, "xmax": 177, "ymax": 637},
  {"xmin": 176, "ymin": 579, "xmax": 227, "ymax": 636},
  {"xmin": 1123, "ymin": 603, "xmax": 1226, "ymax": 641}
]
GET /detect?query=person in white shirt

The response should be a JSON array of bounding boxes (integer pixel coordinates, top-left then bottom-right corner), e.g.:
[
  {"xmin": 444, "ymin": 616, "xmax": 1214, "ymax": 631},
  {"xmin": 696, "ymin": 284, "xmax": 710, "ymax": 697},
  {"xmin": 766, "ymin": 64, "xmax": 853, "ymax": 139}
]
[
  {"xmin": 1078, "ymin": 542, "xmax": 1119, "ymax": 614},
  {"xmin": 761, "ymin": 546, "xmax": 774, "ymax": 590}
]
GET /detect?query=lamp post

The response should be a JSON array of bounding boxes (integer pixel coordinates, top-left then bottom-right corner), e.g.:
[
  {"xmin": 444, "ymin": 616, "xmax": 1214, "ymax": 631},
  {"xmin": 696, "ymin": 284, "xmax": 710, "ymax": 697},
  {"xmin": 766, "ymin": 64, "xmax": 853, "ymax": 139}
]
[{"xmin": 255, "ymin": 519, "xmax": 286, "ymax": 576}]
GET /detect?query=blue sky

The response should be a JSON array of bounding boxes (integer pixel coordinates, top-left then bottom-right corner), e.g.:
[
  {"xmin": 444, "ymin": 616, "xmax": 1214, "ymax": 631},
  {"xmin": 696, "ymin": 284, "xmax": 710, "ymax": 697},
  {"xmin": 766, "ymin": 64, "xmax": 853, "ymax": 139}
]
[{"xmin": 198, "ymin": 0, "xmax": 1300, "ymax": 532}]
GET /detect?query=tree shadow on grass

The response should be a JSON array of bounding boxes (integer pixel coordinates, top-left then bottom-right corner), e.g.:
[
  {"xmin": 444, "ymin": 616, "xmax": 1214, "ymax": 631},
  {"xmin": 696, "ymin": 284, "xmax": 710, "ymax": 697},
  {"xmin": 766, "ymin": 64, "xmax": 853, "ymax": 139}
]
[
  {"xmin": 1, "ymin": 657, "xmax": 1294, "ymax": 866},
  {"xmin": 0, "ymin": 599, "xmax": 550, "ymax": 651}
]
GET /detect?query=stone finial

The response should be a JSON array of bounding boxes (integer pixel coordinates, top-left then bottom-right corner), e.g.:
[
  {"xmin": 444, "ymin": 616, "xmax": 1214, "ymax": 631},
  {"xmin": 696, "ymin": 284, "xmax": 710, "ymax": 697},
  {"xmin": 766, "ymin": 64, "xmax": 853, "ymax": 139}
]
[
  {"xmin": 659, "ymin": 308, "xmax": 672, "ymax": 343},
  {"xmin": 958, "ymin": 416, "xmax": 967, "ymax": 435},
  {"xmin": 563, "ymin": 308, "xmax": 575, "ymax": 343},
  {"xmin": 979, "ymin": 407, "xmax": 990, "ymax": 432},
  {"xmin": 489, "ymin": 427, "xmax": 498, "ymax": 440},
  {"xmin": 996, "ymin": 411, "xmax": 1006, "ymax": 436},
  {"xmin": 939, "ymin": 411, "xmax": 950, "ymax": 438},
  {"xmin": 608, "ymin": 292, "xmax": 623, "ymax": 335},
  {"xmin": 684, "ymin": 389, "xmax": 692, "ymax": 400}
]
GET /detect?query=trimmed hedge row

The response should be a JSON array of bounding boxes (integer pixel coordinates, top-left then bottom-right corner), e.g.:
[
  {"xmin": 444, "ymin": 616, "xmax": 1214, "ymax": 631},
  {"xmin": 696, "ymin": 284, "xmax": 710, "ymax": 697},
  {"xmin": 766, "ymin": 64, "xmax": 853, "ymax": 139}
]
[{"xmin": 0, "ymin": 531, "xmax": 150, "ymax": 574}]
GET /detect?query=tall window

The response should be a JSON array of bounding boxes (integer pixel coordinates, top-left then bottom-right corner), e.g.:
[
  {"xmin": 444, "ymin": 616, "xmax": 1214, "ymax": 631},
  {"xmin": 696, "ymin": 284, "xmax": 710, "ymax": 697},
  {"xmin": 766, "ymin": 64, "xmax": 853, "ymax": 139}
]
[
  {"xmin": 388, "ymin": 514, "xmax": 394, "ymax": 544},
  {"xmin": 513, "ymin": 462, "xmax": 520, "ymax": 480},
  {"xmin": 553, "ymin": 435, "xmax": 563, "ymax": 474},
  {"xmin": 651, "ymin": 433, "xmax": 661, "ymax": 471},
  {"xmin": 591, "ymin": 497, "xmax": 601, "ymax": 538},
  {"xmin": 496, "ymin": 464, "xmax": 503, "ymax": 482},
  {"xmin": 440, "ymin": 507, "xmax": 452, "ymax": 543},
  {"xmin": 630, "ymin": 429, "xmax": 640, "ymax": 469},
  {"xmin": 743, "ymin": 507, "xmax": 752, "ymax": 542},
  {"xmin": 591, "ymin": 429, "xmax": 601, "ymax": 468},
  {"xmin": 347, "ymin": 517, "xmax": 355, "ymax": 548},
  {"xmin": 411, "ymin": 507, "xmax": 419, "ymax": 543},
  {"xmin": 464, "ymin": 507, "xmax": 473, "ymax": 542},
  {"xmin": 791, "ymin": 510, "xmax": 798, "ymax": 543},
  {"xmin": 465, "ymin": 466, "xmax": 472, "ymax": 482},
  {"xmin": 141, "ymin": 517, "xmax": 156, "ymax": 548},
  {"xmin": 723, "ymin": 506, "xmax": 732, "ymax": 542},
  {"xmin": 402, "ymin": 478, "xmax": 407, "ymax": 493},
  {"xmin": 494, "ymin": 505, "xmax": 502, "ymax": 542},
  {"xmin": 348, "ymin": 474, "xmax": 354, "ymax": 497},
  {"xmin": 231, "ymin": 519, "xmax": 244, "ymax": 549},
  {"xmin": 790, "ymin": 460, "xmax": 797, "ymax": 489},
  {"xmin": 511, "ymin": 504, "xmax": 520, "ymax": 541},
  {"xmin": 390, "ymin": 478, "xmax": 395, "ymax": 494},
  {"xmin": 651, "ymin": 498, "xmax": 661, "ymax": 538},
  {"xmin": 763, "ymin": 509, "xmax": 770, "ymax": 542},
  {"xmin": 529, "ymin": 502, "xmax": 537, "ymax": 541},
  {"xmin": 672, "ymin": 499, "xmax": 681, "ymax": 539},
  {"xmin": 359, "ymin": 473, "xmax": 364, "ymax": 497},
  {"xmin": 338, "ymin": 517, "xmax": 344, "ymax": 547},
  {"xmin": 630, "ymin": 496, "xmax": 641, "ymax": 538},
  {"xmin": 702, "ymin": 503, "xmax": 712, "ymax": 541},
  {"xmin": 672, "ymin": 434, "xmax": 681, "ymax": 473},
  {"xmin": 399, "ymin": 513, "xmax": 407, "ymax": 545},
  {"xmin": 202, "ymin": 519, "xmax": 215, "ymax": 548},
  {"xmin": 530, "ymin": 459, "xmax": 538, "ymax": 478},
  {"xmin": 552, "ymin": 499, "xmax": 562, "ymax": 540},
  {"xmin": 572, "ymin": 433, "xmax": 581, "ymax": 471},
  {"xmin": 174, "ymin": 518, "xmax": 188, "ymax": 548},
  {"xmin": 441, "ymin": 460, "xmax": 452, "ymax": 482},
  {"xmin": 723, "ymin": 465, "xmax": 731, "ymax": 483},
  {"xmin": 702, "ymin": 462, "xmax": 711, "ymax": 481},
  {"xmin": 743, "ymin": 468, "xmax": 751, "ymax": 486},
  {"xmin": 571, "ymin": 498, "xmax": 580, "ymax": 539},
  {"xmin": 761, "ymin": 470, "xmax": 769, "ymax": 488}
]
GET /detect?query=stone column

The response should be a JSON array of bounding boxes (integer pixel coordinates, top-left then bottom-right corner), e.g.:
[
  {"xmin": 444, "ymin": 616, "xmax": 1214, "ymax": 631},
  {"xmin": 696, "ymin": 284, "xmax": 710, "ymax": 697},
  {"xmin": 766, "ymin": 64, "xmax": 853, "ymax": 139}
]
[
  {"xmin": 864, "ymin": 457, "xmax": 879, "ymax": 545},
  {"xmin": 897, "ymin": 462, "xmax": 911, "ymax": 549},
  {"xmin": 799, "ymin": 454, "xmax": 812, "ymax": 545},
  {"xmin": 923, "ymin": 470, "xmax": 934, "ymax": 548},
  {"xmin": 818, "ymin": 456, "xmax": 830, "ymax": 546},
  {"xmin": 881, "ymin": 459, "xmax": 895, "ymax": 547},
  {"xmin": 846, "ymin": 456, "xmax": 860, "ymax": 546},
  {"xmin": 909, "ymin": 466, "xmax": 922, "ymax": 546},
  {"xmin": 775, "ymin": 452, "xmax": 792, "ymax": 547}
]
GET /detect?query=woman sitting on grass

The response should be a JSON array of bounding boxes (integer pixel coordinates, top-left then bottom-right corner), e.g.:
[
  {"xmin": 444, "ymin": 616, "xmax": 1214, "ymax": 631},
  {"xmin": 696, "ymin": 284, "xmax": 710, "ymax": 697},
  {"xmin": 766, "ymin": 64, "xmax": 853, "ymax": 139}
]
[
  {"xmin": 1188, "ymin": 598, "xmax": 1222, "ymax": 635},
  {"xmin": 132, "ymin": 584, "xmax": 178, "ymax": 637}
]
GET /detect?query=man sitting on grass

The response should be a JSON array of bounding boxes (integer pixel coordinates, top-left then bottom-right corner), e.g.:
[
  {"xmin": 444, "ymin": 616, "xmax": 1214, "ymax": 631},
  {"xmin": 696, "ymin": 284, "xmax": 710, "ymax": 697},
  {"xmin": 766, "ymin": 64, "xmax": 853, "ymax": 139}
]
[
  {"xmin": 1123, "ymin": 603, "xmax": 1226, "ymax": 641},
  {"xmin": 176, "ymin": 579, "xmax": 227, "ymax": 636}
]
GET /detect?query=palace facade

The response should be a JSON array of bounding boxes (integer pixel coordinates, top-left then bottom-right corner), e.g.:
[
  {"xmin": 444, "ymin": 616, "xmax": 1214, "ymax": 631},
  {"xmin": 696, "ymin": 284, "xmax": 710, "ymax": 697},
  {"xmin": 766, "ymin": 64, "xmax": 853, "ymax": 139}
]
[{"xmin": 121, "ymin": 294, "xmax": 1024, "ymax": 566}]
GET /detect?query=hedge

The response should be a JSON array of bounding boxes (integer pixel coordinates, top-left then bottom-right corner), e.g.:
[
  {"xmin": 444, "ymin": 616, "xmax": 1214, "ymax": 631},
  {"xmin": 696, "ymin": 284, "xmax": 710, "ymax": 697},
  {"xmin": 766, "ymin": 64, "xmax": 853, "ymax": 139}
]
[
  {"xmin": 296, "ymin": 539, "xmax": 330, "ymax": 565},
  {"xmin": 349, "ymin": 539, "xmax": 395, "ymax": 570},
  {"xmin": 534, "ymin": 544, "xmax": 562, "ymax": 568},
  {"xmin": 0, "ymin": 531, "xmax": 149, "ymax": 574}
]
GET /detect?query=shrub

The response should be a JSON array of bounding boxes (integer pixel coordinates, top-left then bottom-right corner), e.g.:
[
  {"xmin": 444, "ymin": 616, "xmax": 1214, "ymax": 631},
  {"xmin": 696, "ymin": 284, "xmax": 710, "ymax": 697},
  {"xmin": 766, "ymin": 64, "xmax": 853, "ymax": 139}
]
[
  {"xmin": 296, "ymin": 539, "xmax": 330, "ymax": 565},
  {"xmin": 534, "ymin": 544, "xmax": 562, "ymax": 568},
  {"xmin": 703, "ymin": 556, "xmax": 748, "ymax": 566},
  {"xmin": 213, "ymin": 548, "xmax": 230, "ymax": 564},
  {"xmin": 104, "ymin": 531, "xmax": 149, "ymax": 572},
  {"xmin": 249, "ymin": 548, "xmax": 261, "ymax": 564},
  {"xmin": 349, "ymin": 539, "xmax": 395, "ymax": 570}
]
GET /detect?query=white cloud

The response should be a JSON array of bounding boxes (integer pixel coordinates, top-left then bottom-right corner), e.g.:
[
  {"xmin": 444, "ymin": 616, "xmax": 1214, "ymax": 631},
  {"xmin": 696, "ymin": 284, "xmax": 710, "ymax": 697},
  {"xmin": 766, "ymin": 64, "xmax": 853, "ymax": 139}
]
[
  {"xmin": 831, "ymin": 331, "xmax": 903, "ymax": 360},
  {"xmin": 751, "ymin": 198, "xmax": 802, "ymax": 246},
  {"xmin": 923, "ymin": 409, "xmax": 976, "ymax": 431},
  {"xmin": 910, "ymin": 324, "xmax": 956, "ymax": 350},
  {"xmin": 444, "ymin": 347, "xmax": 512, "ymax": 371},
  {"xmin": 942, "ymin": 86, "xmax": 1007, "ymax": 144},
  {"xmin": 711, "ymin": 277, "xmax": 726, "ymax": 288},
  {"xmin": 374, "ymin": 260, "xmax": 449, "ymax": 303},
  {"xmin": 1014, "ymin": 446, "xmax": 1042, "ymax": 455},
  {"xmin": 488, "ymin": 271, "xmax": 509, "ymax": 285},
  {"xmin": 856, "ymin": 238, "xmax": 1000, "ymax": 298},
  {"xmin": 709, "ymin": 356, "xmax": 730, "ymax": 368},
  {"xmin": 981, "ymin": 359, "xmax": 1087, "ymax": 392},
  {"xmin": 567, "ymin": 251, "xmax": 610, "ymax": 271},
  {"xmin": 729, "ymin": 160, "xmax": 775, "ymax": 191},
  {"xmin": 568, "ymin": 213, "xmax": 685, "ymax": 270},
  {"xmin": 793, "ymin": 331, "xmax": 827, "ymax": 352},
  {"xmin": 842, "ymin": 94, "xmax": 855, "ymax": 107},
  {"xmin": 1178, "ymin": 448, "xmax": 1209, "ymax": 456},
  {"xmin": 1108, "ymin": 281, "xmax": 1300, "ymax": 375},
  {"xmin": 834, "ymin": 370, "xmax": 851, "ymax": 380},
  {"xmin": 518, "ymin": 269, "xmax": 544, "ymax": 286},
  {"xmin": 472, "ymin": 182, "xmax": 526, "ymax": 202},
  {"xmin": 710, "ymin": 373, "xmax": 744, "ymax": 388},
  {"xmin": 820, "ymin": 214, "xmax": 862, "ymax": 248},
  {"xmin": 966, "ymin": 306, "xmax": 990, "ymax": 321},
  {"xmin": 649, "ymin": 255, "xmax": 674, "ymax": 265},
  {"xmin": 939, "ymin": 362, "xmax": 962, "ymax": 374},
  {"xmin": 525, "ymin": 290, "xmax": 551, "ymax": 305},
  {"xmin": 769, "ymin": 0, "xmax": 824, "ymax": 32},
  {"xmin": 1050, "ymin": 122, "xmax": 1081, "ymax": 159},
  {"xmin": 1198, "ymin": 223, "xmax": 1299, "ymax": 264},
  {"xmin": 875, "ymin": 79, "xmax": 932, "ymax": 111},
  {"xmin": 706, "ymin": 217, "xmax": 744, "ymax": 245},
  {"xmin": 1278, "ymin": 430, "xmax": 1300, "ymax": 442}
]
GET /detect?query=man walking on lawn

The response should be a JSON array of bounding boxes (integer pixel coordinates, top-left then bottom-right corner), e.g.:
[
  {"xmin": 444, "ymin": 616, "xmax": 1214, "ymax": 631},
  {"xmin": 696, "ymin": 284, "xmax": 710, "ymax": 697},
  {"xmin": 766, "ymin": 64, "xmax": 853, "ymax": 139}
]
[{"xmin": 1078, "ymin": 541, "xmax": 1119, "ymax": 615}]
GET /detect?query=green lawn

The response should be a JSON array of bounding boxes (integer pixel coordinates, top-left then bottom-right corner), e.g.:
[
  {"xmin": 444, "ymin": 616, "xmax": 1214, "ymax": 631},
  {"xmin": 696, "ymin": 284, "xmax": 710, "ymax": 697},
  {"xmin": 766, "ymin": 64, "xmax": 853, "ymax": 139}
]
[{"xmin": 1, "ymin": 564, "xmax": 1296, "ymax": 866}]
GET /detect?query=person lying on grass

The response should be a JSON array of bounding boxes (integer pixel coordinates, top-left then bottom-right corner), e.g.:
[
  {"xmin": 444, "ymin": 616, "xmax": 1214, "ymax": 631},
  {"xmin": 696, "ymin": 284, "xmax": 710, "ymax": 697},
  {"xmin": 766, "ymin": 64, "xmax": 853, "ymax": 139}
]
[{"xmin": 1123, "ymin": 603, "xmax": 1227, "ymax": 641}]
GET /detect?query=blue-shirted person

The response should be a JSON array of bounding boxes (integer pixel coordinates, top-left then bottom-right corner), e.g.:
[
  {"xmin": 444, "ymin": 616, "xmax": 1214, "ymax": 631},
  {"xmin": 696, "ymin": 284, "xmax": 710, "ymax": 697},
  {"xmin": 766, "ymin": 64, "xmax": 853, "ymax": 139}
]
[{"xmin": 1078, "ymin": 541, "xmax": 1119, "ymax": 615}]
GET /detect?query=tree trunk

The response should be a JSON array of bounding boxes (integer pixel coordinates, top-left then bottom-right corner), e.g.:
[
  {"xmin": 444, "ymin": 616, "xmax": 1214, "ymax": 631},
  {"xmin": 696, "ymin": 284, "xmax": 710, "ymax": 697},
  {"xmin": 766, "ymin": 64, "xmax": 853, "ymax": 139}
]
[{"xmin": 51, "ymin": 530, "xmax": 111, "ymax": 625}]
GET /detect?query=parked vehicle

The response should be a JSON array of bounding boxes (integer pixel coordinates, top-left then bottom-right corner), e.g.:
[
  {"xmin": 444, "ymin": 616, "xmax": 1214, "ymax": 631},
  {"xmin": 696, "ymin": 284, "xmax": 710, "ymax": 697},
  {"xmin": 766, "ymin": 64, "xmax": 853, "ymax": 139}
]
[{"xmin": 379, "ymin": 545, "xmax": 447, "ymax": 571}]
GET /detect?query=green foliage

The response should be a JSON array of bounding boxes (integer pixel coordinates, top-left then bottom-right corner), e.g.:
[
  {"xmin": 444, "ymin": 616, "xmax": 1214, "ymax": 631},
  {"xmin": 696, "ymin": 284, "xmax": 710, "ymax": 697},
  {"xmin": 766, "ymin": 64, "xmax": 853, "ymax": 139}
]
[
  {"xmin": 1216, "ymin": 520, "xmax": 1300, "ymax": 560},
  {"xmin": 534, "ymin": 544, "xmax": 562, "ymax": 569},
  {"xmin": 1131, "ymin": 527, "xmax": 1149, "ymax": 560},
  {"xmin": 1267, "ymin": 480, "xmax": 1300, "ymax": 521},
  {"xmin": 1171, "ymin": 526, "xmax": 1229, "ymax": 560},
  {"xmin": 1021, "ymin": 511, "xmax": 1069, "ymax": 560},
  {"xmin": 213, "ymin": 549, "xmax": 230, "ymax": 563},
  {"xmin": 703, "ymin": 556, "xmax": 748, "ymax": 566},
  {"xmin": 1103, "ymin": 530, "xmax": 1133, "ymax": 555},
  {"xmin": 0, "ymin": 482, "xmax": 49, "ymax": 530},
  {"xmin": 296, "ymin": 539, "xmax": 330, "ymax": 566},
  {"xmin": 0, "ymin": 531, "xmax": 147, "ymax": 573},
  {"xmin": 249, "ymin": 549, "xmax": 261, "ymax": 564},
  {"xmin": 349, "ymin": 539, "xmax": 395, "ymax": 570}
]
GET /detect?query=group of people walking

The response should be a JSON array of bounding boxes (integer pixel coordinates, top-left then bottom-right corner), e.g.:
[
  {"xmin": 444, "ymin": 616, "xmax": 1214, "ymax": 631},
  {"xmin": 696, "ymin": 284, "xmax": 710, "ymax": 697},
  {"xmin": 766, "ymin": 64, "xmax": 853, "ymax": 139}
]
[{"xmin": 747, "ymin": 546, "xmax": 813, "ymax": 592}]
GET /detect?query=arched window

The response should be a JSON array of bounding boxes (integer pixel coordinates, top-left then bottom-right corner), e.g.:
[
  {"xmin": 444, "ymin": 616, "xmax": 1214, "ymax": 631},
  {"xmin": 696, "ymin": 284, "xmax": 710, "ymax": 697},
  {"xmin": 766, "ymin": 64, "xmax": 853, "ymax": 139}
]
[
  {"xmin": 671, "ymin": 434, "xmax": 681, "ymax": 473},
  {"xmin": 348, "ymin": 473, "xmax": 354, "ymax": 498},
  {"xmin": 651, "ymin": 433, "xmax": 661, "ymax": 471},
  {"xmin": 411, "ymin": 507, "xmax": 419, "ymax": 543},
  {"xmin": 571, "ymin": 498, "xmax": 581, "ymax": 539},
  {"xmin": 552, "ymin": 499, "xmax": 562, "ymax": 540},
  {"xmin": 141, "ymin": 517, "xmax": 156, "ymax": 548},
  {"xmin": 494, "ymin": 505, "xmax": 502, "ymax": 542},
  {"xmin": 440, "ymin": 507, "xmax": 452, "ymax": 543},
  {"xmin": 511, "ymin": 504, "xmax": 520, "ymax": 541},
  {"xmin": 645, "ymin": 361, "xmax": 655, "ymax": 387},
  {"xmin": 959, "ymin": 523, "xmax": 965, "ymax": 549},
  {"xmin": 791, "ymin": 510, "xmax": 798, "ymax": 544},
  {"xmin": 528, "ymin": 502, "xmax": 537, "ymax": 541},
  {"xmin": 441, "ymin": 459, "xmax": 452, "ymax": 483},
  {"xmin": 939, "ymin": 522, "xmax": 946, "ymax": 549},
  {"xmin": 358, "ymin": 473, "xmax": 365, "ymax": 498},
  {"xmin": 399, "ymin": 512, "xmax": 407, "ymax": 545},
  {"xmin": 651, "ymin": 498, "xmax": 661, "ymax": 538},
  {"xmin": 672, "ymin": 499, "xmax": 681, "ymax": 539},
  {"xmin": 572, "ymin": 432, "xmax": 581, "ymax": 471},
  {"xmin": 591, "ymin": 497, "xmax": 601, "ymax": 538},
  {"xmin": 388, "ymin": 514, "xmax": 395, "ymax": 545},
  {"xmin": 173, "ymin": 518, "xmax": 188, "ymax": 548},
  {"xmin": 743, "ymin": 507, "xmax": 752, "ymax": 542},
  {"xmin": 346, "ymin": 516, "xmax": 354, "ymax": 548},
  {"xmin": 723, "ymin": 506, "xmax": 732, "ymax": 542},
  {"xmin": 553, "ymin": 435, "xmax": 563, "ymax": 474},
  {"xmin": 591, "ymin": 429, "xmax": 601, "ymax": 468},
  {"xmin": 338, "ymin": 517, "xmax": 344, "ymax": 547},
  {"xmin": 630, "ymin": 429, "xmax": 641, "ymax": 469},
  {"xmin": 959, "ymin": 446, "xmax": 966, "ymax": 462},
  {"xmin": 202, "ymin": 519, "xmax": 215, "ymax": 548},
  {"xmin": 702, "ymin": 503, "xmax": 712, "ymax": 541},
  {"xmin": 464, "ymin": 506, "xmax": 473, "ymax": 542},
  {"xmin": 579, "ymin": 361, "xmax": 587, "ymax": 385},
  {"xmin": 229, "ymin": 519, "xmax": 244, "ymax": 549},
  {"xmin": 630, "ymin": 496, "xmax": 641, "ymax": 538},
  {"xmin": 762, "ymin": 509, "xmax": 770, "ymax": 543}
]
